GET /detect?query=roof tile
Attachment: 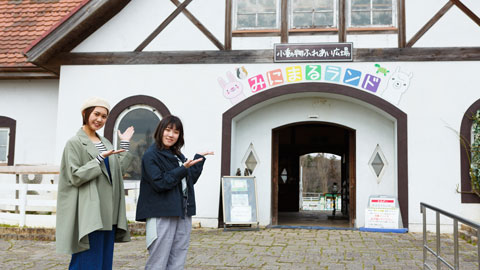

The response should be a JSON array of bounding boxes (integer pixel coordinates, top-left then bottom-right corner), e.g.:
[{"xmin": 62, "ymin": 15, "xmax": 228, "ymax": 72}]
[{"xmin": 0, "ymin": 0, "xmax": 86, "ymax": 68}]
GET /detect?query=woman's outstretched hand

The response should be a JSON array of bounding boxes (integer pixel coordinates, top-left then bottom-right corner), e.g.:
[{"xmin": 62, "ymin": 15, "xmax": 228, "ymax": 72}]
[
  {"xmin": 183, "ymin": 158, "xmax": 204, "ymax": 168},
  {"xmin": 197, "ymin": 151, "xmax": 214, "ymax": 156},
  {"xmin": 118, "ymin": 126, "xmax": 135, "ymax": 142},
  {"xmin": 101, "ymin": 149, "xmax": 126, "ymax": 158}
]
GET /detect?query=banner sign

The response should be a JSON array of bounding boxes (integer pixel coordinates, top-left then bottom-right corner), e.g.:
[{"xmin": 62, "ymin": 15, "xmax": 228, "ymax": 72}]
[{"xmin": 274, "ymin": 42, "xmax": 353, "ymax": 62}]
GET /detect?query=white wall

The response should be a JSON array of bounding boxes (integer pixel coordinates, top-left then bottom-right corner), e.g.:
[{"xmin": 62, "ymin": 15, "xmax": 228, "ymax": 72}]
[
  {"xmin": 56, "ymin": 60, "xmax": 480, "ymax": 229},
  {"xmin": 71, "ymin": 0, "xmax": 480, "ymax": 52},
  {"xmin": 232, "ymin": 94, "xmax": 396, "ymax": 227},
  {"xmin": 0, "ymin": 80, "xmax": 59, "ymax": 165}
]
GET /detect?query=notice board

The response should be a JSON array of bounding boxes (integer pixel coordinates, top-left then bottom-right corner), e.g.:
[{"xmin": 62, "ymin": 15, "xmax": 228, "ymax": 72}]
[{"xmin": 221, "ymin": 176, "xmax": 258, "ymax": 225}]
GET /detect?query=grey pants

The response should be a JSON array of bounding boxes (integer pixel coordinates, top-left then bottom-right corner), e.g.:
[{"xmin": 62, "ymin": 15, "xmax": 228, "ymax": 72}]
[{"xmin": 145, "ymin": 216, "xmax": 192, "ymax": 270}]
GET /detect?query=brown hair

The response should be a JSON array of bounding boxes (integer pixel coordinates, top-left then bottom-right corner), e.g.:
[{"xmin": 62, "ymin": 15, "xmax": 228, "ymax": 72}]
[
  {"xmin": 82, "ymin": 106, "xmax": 109, "ymax": 125},
  {"xmin": 153, "ymin": 115, "xmax": 184, "ymax": 156}
]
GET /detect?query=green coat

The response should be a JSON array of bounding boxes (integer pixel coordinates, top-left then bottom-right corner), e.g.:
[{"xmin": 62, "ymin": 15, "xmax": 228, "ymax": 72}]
[{"xmin": 56, "ymin": 128, "xmax": 133, "ymax": 254}]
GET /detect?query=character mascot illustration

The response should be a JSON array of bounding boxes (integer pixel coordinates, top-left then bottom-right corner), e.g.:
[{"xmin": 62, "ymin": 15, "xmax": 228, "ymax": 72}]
[
  {"xmin": 218, "ymin": 71, "xmax": 246, "ymax": 105},
  {"xmin": 380, "ymin": 67, "xmax": 413, "ymax": 106}
]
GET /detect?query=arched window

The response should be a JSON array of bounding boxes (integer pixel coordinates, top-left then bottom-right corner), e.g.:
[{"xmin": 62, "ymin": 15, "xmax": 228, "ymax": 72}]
[
  {"xmin": 105, "ymin": 95, "xmax": 170, "ymax": 180},
  {"xmin": 460, "ymin": 98, "xmax": 480, "ymax": 203},
  {"xmin": 0, "ymin": 116, "xmax": 16, "ymax": 166}
]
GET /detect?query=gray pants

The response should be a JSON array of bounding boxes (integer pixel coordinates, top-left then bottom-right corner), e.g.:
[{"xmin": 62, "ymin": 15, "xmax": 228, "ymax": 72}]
[{"xmin": 145, "ymin": 216, "xmax": 192, "ymax": 270}]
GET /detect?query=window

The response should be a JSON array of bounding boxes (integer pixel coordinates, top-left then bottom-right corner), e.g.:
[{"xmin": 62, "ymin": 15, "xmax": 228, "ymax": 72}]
[
  {"xmin": 291, "ymin": 0, "xmax": 337, "ymax": 29},
  {"xmin": 0, "ymin": 128, "xmax": 9, "ymax": 164},
  {"xmin": 349, "ymin": 0, "xmax": 396, "ymax": 27},
  {"xmin": 113, "ymin": 105, "xmax": 161, "ymax": 180},
  {"xmin": 0, "ymin": 116, "xmax": 15, "ymax": 166},
  {"xmin": 235, "ymin": 0, "xmax": 280, "ymax": 30},
  {"xmin": 234, "ymin": 0, "xmax": 396, "ymax": 31},
  {"xmin": 104, "ymin": 95, "xmax": 171, "ymax": 181}
]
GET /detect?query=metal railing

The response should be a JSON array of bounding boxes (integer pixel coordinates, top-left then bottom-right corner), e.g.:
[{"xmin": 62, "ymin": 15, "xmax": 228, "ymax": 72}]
[{"xmin": 421, "ymin": 202, "xmax": 480, "ymax": 270}]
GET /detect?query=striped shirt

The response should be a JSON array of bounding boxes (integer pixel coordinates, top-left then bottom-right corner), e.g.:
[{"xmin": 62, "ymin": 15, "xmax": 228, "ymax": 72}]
[{"xmin": 94, "ymin": 141, "xmax": 130, "ymax": 163}]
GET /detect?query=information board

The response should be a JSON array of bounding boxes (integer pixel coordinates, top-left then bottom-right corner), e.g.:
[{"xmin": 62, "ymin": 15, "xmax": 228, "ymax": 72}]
[
  {"xmin": 221, "ymin": 176, "xmax": 258, "ymax": 225},
  {"xmin": 364, "ymin": 195, "xmax": 402, "ymax": 229}
]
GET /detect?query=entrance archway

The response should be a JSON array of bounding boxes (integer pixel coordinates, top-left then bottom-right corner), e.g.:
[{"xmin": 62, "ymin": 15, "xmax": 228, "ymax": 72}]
[
  {"xmin": 272, "ymin": 122, "xmax": 355, "ymax": 227},
  {"xmin": 220, "ymin": 82, "xmax": 408, "ymax": 228}
]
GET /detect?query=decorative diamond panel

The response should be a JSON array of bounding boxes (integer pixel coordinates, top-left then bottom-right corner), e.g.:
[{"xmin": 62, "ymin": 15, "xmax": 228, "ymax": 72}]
[{"xmin": 369, "ymin": 144, "xmax": 388, "ymax": 183}]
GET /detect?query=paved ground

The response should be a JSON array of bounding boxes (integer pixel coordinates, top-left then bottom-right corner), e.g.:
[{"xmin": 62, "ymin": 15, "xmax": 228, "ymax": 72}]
[{"xmin": 0, "ymin": 228, "xmax": 478, "ymax": 269}]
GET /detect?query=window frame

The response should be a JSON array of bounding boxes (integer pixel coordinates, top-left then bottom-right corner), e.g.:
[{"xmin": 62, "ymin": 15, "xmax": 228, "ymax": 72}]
[
  {"xmin": 460, "ymin": 99, "xmax": 480, "ymax": 203},
  {"xmin": 0, "ymin": 116, "xmax": 16, "ymax": 166},
  {"xmin": 231, "ymin": 0, "xmax": 398, "ymax": 36},
  {"xmin": 112, "ymin": 104, "xmax": 162, "ymax": 148},
  {"xmin": 289, "ymin": 0, "xmax": 338, "ymax": 30},
  {"xmin": 347, "ymin": 0, "xmax": 397, "ymax": 28},
  {"xmin": 233, "ymin": 0, "xmax": 282, "ymax": 31},
  {"xmin": 0, "ymin": 128, "xmax": 9, "ymax": 164}
]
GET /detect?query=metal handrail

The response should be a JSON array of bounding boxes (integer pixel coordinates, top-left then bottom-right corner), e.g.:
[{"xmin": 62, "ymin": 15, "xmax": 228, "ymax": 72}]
[{"xmin": 420, "ymin": 202, "xmax": 480, "ymax": 270}]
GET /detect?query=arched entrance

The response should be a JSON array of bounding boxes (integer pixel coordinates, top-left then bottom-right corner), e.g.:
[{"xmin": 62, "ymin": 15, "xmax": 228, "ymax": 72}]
[
  {"xmin": 220, "ymin": 82, "xmax": 408, "ymax": 228},
  {"xmin": 272, "ymin": 122, "xmax": 355, "ymax": 227}
]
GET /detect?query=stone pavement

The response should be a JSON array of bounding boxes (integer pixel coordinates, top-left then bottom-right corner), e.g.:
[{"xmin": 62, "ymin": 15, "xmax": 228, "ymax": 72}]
[{"xmin": 0, "ymin": 228, "xmax": 478, "ymax": 269}]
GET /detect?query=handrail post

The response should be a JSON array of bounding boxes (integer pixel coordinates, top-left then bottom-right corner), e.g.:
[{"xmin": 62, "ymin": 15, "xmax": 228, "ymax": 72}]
[
  {"xmin": 478, "ymin": 228, "xmax": 480, "ymax": 268},
  {"xmin": 422, "ymin": 204, "xmax": 427, "ymax": 268},
  {"xmin": 453, "ymin": 220, "xmax": 458, "ymax": 269},
  {"xmin": 436, "ymin": 212, "xmax": 441, "ymax": 270}
]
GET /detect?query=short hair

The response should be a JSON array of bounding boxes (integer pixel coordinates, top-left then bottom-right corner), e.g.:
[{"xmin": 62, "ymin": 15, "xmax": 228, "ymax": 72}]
[
  {"xmin": 154, "ymin": 115, "xmax": 184, "ymax": 156},
  {"xmin": 82, "ymin": 106, "xmax": 109, "ymax": 125}
]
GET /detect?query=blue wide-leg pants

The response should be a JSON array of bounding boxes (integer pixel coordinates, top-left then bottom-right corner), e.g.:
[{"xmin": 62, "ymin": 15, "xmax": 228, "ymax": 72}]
[{"xmin": 69, "ymin": 229, "xmax": 116, "ymax": 270}]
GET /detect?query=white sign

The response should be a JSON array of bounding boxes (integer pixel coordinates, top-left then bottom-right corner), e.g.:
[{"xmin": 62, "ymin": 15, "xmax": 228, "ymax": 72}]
[
  {"xmin": 231, "ymin": 206, "xmax": 252, "ymax": 222},
  {"xmin": 365, "ymin": 208, "xmax": 400, "ymax": 229},
  {"xmin": 369, "ymin": 197, "xmax": 396, "ymax": 209}
]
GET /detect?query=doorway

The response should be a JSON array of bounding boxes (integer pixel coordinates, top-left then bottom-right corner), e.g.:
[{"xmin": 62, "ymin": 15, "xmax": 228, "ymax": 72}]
[{"xmin": 271, "ymin": 122, "xmax": 356, "ymax": 227}]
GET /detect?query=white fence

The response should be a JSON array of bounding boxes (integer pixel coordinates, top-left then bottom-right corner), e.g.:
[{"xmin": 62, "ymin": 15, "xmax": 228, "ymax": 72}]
[{"xmin": 0, "ymin": 166, "xmax": 140, "ymax": 228}]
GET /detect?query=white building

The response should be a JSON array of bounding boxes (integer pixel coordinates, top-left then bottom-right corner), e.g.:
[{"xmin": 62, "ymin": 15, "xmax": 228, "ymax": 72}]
[{"xmin": 1, "ymin": 0, "xmax": 480, "ymax": 231}]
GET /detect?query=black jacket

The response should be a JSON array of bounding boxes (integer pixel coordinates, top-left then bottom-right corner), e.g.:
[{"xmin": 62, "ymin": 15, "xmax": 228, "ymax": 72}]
[{"xmin": 135, "ymin": 144, "xmax": 205, "ymax": 221}]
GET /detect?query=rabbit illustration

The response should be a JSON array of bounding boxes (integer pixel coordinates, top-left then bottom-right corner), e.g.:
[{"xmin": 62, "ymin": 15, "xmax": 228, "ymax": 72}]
[{"xmin": 218, "ymin": 71, "xmax": 246, "ymax": 105}]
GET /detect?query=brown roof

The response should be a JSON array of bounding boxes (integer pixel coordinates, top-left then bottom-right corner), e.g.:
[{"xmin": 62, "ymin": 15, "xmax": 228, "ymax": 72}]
[{"xmin": 0, "ymin": 0, "xmax": 87, "ymax": 68}]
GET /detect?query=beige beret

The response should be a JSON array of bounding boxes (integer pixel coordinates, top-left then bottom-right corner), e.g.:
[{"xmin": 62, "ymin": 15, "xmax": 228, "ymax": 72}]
[{"xmin": 80, "ymin": 97, "xmax": 111, "ymax": 113}]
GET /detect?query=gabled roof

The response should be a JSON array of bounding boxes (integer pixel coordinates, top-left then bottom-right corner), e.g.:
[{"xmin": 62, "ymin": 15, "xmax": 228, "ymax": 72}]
[{"xmin": 0, "ymin": 0, "xmax": 87, "ymax": 78}]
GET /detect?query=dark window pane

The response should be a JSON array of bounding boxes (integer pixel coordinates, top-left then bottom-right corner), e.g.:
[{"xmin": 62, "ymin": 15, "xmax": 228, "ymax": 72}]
[
  {"xmin": 292, "ymin": 12, "xmax": 312, "ymax": 28},
  {"xmin": 117, "ymin": 108, "xmax": 160, "ymax": 180},
  {"xmin": 238, "ymin": 0, "xmax": 257, "ymax": 13},
  {"xmin": 293, "ymin": 0, "xmax": 313, "ymax": 12},
  {"xmin": 351, "ymin": 11, "xmax": 370, "ymax": 26},
  {"xmin": 373, "ymin": 11, "xmax": 392, "ymax": 25},
  {"xmin": 258, "ymin": 0, "xmax": 277, "ymax": 12},
  {"xmin": 238, "ymin": 14, "xmax": 256, "ymax": 28},
  {"xmin": 373, "ymin": 0, "xmax": 392, "ymax": 9},
  {"xmin": 0, "ymin": 146, "xmax": 6, "ymax": 162},
  {"xmin": 315, "ymin": 0, "xmax": 333, "ymax": 11},
  {"xmin": 258, "ymin": 13, "xmax": 277, "ymax": 28},
  {"xmin": 352, "ymin": 0, "xmax": 370, "ymax": 10},
  {"xmin": 314, "ymin": 12, "xmax": 334, "ymax": 26}
]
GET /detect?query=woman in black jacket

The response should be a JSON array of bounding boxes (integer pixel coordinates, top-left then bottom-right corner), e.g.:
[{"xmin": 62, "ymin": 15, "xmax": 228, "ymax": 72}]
[{"xmin": 136, "ymin": 115, "xmax": 213, "ymax": 270}]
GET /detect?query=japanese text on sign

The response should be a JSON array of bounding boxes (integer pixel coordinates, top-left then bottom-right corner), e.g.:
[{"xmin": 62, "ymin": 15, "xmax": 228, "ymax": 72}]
[{"xmin": 274, "ymin": 43, "xmax": 353, "ymax": 62}]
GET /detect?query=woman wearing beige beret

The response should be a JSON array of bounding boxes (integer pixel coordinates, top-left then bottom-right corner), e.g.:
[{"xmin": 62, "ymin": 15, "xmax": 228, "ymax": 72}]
[{"xmin": 56, "ymin": 97, "xmax": 134, "ymax": 270}]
